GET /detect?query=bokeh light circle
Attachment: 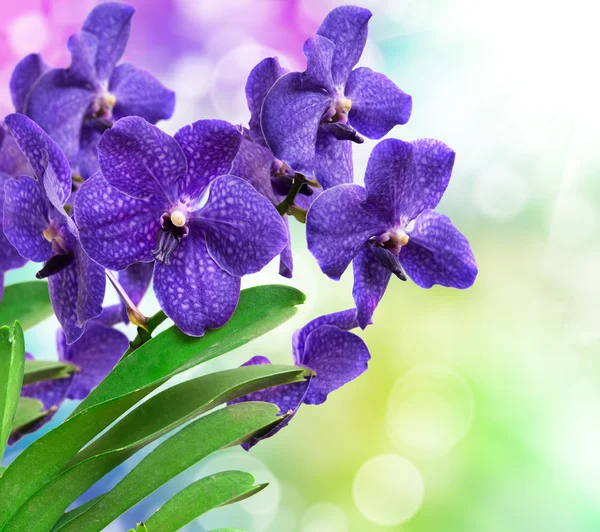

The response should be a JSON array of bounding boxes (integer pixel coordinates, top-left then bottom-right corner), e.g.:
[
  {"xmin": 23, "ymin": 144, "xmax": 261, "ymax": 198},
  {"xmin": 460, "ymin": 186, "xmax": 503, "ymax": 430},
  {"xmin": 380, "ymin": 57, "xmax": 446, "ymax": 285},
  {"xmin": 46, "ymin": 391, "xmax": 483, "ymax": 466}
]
[
  {"xmin": 300, "ymin": 502, "xmax": 348, "ymax": 532},
  {"xmin": 473, "ymin": 164, "xmax": 529, "ymax": 220},
  {"xmin": 352, "ymin": 454, "xmax": 424, "ymax": 526},
  {"xmin": 386, "ymin": 365, "xmax": 475, "ymax": 459}
]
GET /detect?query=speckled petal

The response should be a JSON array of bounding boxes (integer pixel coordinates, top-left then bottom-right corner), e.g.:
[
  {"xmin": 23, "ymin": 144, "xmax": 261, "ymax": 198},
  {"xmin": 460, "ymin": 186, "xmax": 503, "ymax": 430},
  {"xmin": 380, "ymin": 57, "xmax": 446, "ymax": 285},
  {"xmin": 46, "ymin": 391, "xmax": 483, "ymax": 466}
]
[
  {"xmin": 400, "ymin": 210, "xmax": 478, "ymax": 289},
  {"xmin": 279, "ymin": 221, "xmax": 293, "ymax": 279},
  {"xmin": 292, "ymin": 308, "xmax": 360, "ymax": 361},
  {"xmin": 3, "ymin": 176, "xmax": 52, "ymax": 262},
  {"xmin": 10, "ymin": 54, "xmax": 49, "ymax": 114},
  {"xmin": 302, "ymin": 35, "xmax": 335, "ymax": 92},
  {"xmin": 24, "ymin": 69, "xmax": 95, "ymax": 159},
  {"xmin": 0, "ymin": 125, "xmax": 33, "ymax": 178},
  {"xmin": 364, "ymin": 138, "xmax": 455, "ymax": 225},
  {"xmin": 110, "ymin": 63, "xmax": 175, "ymax": 124},
  {"xmin": 4, "ymin": 114, "xmax": 72, "ymax": 207},
  {"xmin": 230, "ymin": 136, "xmax": 278, "ymax": 204},
  {"xmin": 73, "ymin": 123, "xmax": 102, "ymax": 180},
  {"xmin": 261, "ymin": 72, "xmax": 330, "ymax": 170},
  {"xmin": 174, "ymin": 120, "xmax": 241, "ymax": 203},
  {"xmin": 346, "ymin": 67, "xmax": 412, "ymax": 138},
  {"xmin": 81, "ymin": 2, "xmax": 134, "ymax": 81},
  {"xmin": 74, "ymin": 240, "xmax": 106, "ymax": 327},
  {"xmin": 306, "ymin": 184, "xmax": 386, "ymax": 280},
  {"xmin": 245, "ymin": 57, "xmax": 288, "ymax": 145},
  {"xmin": 153, "ymin": 232, "xmax": 241, "ymax": 337},
  {"xmin": 316, "ymin": 6, "xmax": 372, "ymax": 86},
  {"xmin": 98, "ymin": 116, "xmax": 187, "ymax": 202},
  {"xmin": 74, "ymin": 172, "xmax": 163, "ymax": 270},
  {"xmin": 119, "ymin": 261, "xmax": 154, "ymax": 305},
  {"xmin": 352, "ymin": 246, "xmax": 392, "ymax": 329},
  {"xmin": 0, "ymin": 173, "xmax": 28, "ymax": 273},
  {"xmin": 58, "ymin": 322, "xmax": 128, "ymax": 400},
  {"xmin": 67, "ymin": 31, "xmax": 100, "ymax": 86},
  {"xmin": 194, "ymin": 175, "xmax": 287, "ymax": 277},
  {"xmin": 313, "ymin": 128, "xmax": 353, "ymax": 190},
  {"xmin": 231, "ymin": 356, "xmax": 309, "ymax": 450},
  {"xmin": 302, "ymin": 324, "xmax": 370, "ymax": 405}
]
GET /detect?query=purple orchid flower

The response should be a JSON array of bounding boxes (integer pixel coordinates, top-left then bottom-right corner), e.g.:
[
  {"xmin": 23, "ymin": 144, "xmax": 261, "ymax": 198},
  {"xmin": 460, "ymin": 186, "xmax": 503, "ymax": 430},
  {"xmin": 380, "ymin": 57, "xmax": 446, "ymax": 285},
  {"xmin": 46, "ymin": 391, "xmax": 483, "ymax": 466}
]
[
  {"xmin": 9, "ymin": 53, "xmax": 49, "ymax": 114},
  {"xmin": 2, "ymin": 114, "xmax": 106, "ymax": 343},
  {"xmin": 20, "ymin": 2, "xmax": 174, "ymax": 179},
  {"xmin": 74, "ymin": 116, "xmax": 288, "ymax": 337},
  {"xmin": 232, "ymin": 308, "xmax": 370, "ymax": 449},
  {"xmin": 10, "ymin": 322, "xmax": 128, "ymax": 444},
  {"xmin": 307, "ymin": 138, "xmax": 478, "ymax": 328},
  {"xmin": 260, "ymin": 6, "xmax": 412, "ymax": 190}
]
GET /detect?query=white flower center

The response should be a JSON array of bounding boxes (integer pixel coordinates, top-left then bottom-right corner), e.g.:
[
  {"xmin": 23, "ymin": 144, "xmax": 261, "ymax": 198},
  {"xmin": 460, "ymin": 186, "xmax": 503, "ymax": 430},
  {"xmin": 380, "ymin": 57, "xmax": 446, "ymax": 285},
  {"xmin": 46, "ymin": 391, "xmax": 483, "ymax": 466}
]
[{"xmin": 170, "ymin": 209, "xmax": 187, "ymax": 227}]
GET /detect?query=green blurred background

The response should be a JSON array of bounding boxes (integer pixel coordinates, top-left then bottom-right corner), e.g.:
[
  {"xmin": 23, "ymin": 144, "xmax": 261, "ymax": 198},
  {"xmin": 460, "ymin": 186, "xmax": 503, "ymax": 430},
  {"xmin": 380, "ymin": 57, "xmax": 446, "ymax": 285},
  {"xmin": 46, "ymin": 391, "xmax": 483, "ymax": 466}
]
[{"xmin": 3, "ymin": 0, "xmax": 600, "ymax": 530}]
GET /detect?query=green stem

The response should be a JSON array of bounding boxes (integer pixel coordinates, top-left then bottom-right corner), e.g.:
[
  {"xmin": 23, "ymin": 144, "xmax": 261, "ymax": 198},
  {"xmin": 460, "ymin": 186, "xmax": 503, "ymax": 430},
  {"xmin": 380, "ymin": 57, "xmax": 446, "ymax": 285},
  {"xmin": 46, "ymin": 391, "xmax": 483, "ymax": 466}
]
[
  {"xmin": 276, "ymin": 173, "xmax": 309, "ymax": 219},
  {"xmin": 120, "ymin": 310, "xmax": 168, "ymax": 361}
]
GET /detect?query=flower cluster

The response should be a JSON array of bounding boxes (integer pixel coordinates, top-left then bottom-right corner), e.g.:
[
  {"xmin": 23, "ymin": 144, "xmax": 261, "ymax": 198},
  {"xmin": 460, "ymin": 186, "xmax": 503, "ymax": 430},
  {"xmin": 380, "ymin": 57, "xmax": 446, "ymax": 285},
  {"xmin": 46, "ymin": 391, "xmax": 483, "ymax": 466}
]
[{"xmin": 1, "ymin": 4, "xmax": 477, "ymax": 444}]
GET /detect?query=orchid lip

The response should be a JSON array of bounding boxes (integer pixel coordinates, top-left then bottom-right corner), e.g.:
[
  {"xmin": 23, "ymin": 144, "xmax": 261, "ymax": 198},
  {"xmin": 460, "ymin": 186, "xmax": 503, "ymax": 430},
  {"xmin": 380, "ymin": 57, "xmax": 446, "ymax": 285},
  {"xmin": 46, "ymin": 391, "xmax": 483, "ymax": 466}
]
[
  {"xmin": 152, "ymin": 211, "xmax": 190, "ymax": 265},
  {"xmin": 36, "ymin": 252, "xmax": 75, "ymax": 279}
]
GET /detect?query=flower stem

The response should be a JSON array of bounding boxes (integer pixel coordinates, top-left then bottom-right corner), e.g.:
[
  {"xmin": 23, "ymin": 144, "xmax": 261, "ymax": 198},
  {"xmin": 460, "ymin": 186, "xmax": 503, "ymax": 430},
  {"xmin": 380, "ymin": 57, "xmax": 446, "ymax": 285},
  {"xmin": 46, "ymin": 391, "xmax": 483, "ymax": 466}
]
[
  {"xmin": 105, "ymin": 270, "xmax": 149, "ymax": 330},
  {"xmin": 276, "ymin": 173, "xmax": 315, "ymax": 220},
  {"xmin": 120, "ymin": 310, "xmax": 168, "ymax": 361}
]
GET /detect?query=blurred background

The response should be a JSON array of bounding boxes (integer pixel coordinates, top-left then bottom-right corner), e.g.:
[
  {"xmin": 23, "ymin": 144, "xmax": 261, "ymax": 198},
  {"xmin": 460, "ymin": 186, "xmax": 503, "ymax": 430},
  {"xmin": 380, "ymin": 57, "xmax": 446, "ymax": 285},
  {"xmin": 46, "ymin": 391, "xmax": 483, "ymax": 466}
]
[{"xmin": 2, "ymin": 0, "xmax": 600, "ymax": 530}]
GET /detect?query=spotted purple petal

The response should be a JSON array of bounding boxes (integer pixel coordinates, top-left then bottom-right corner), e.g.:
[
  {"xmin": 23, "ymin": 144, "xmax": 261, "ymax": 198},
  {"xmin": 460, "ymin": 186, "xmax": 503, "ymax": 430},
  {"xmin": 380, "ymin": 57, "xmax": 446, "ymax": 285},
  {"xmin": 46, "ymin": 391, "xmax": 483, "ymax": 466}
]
[
  {"xmin": 67, "ymin": 31, "xmax": 101, "ymax": 86},
  {"xmin": 400, "ymin": 210, "xmax": 477, "ymax": 289},
  {"xmin": 316, "ymin": 6, "xmax": 372, "ymax": 86},
  {"xmin": 57, "ymin": 322, "xmax": 128, "ymax": 400},
  {"xmin": 24, "ymin": 69, "xmax": 95, "ymax": 159},
  {"xmin": 292, "ymin": 308, "xmax": 360, "ymax": 361},
  {"xmin": 301, "ymin": 324, "xmax": 370, "ymax": 405},
  {"xmin": 48, "ymin": 263, "xmax": 84, "ymax": 345},
  {"xmin": 81, "ymin": 1, "xmax": 134, "ymax": 81},
  {"xmin": 73, "ymin": 123, "xmax": 102, "ymax": 180},
  {"xmin": 245, "ymin": 57, "xmax": 288, "ymax": 145},
  {"xmin": 9, "ymin": 54, "xmax": 49, "ymax": 114},
  {"xmin": 0, "ymin": 173, "xmax": 28, "ymax": 275},
  {"xmin": 98, "ymin": 116, "xmax": 187, "ymax": 202},
  {"xmin": 313, "ymin": 128, "xmax": 353, "ymax": 190},
  {"xmin": 174, "ymin": 120, "xmax": 241, "ymax": 203},
  {"xmin": 74, "ymin": 172, "xmax": 163, "ymax": 270},
  {"xmin": 261, "ymin": 72, "xmax": 330, "ymax": 170},
  {"xmin": 0, "ymin": 124, "xmax": 32, "ymax": 178},
  {"xmin": 302, "ymin": 35, "xmax": 335, "ymax": 92},
  {"xmin": 4, "ymin": 114, "xmax": 72, "ymax": 207},
  {"xmin": 194, "ymin": 175, "xmax": 287, "ymax": 277},
  {"xmin": 110, "ymin": 63, "xmax": 175, "ymax": 124},
  {"xmin": 352, "ymin": 246, "xmax": 392, "ymax": 329},
  {"xmin": 346, "ymin": 67, "xmax": 412, "ymax": 139},
  {"xmin": 364, "ymin": 138, "xmax": 456, "ymax": 226},
  {"xmin": 3, "ymin": 176, "xmax": 52, "ymax": 262},
  {"xmin": 306, "ymin": 184, "xmax": 387, "ymax": 280},
  {"xmin": 119, "ymin": 261, "xmax": 154, "ymax": 306},
  {"xmin": 153, "ymin": 231, "xmax": 241, "ymax": 337},
  {"xmin": 230, "ymin": 136, "xmax": 278, "ymax": 204},
  {"xmin": 74, "ymin": 240, "xmax": 106, "ymax": 326},
  {"xmin": 279, "ymin": 222, "xmax": 293, "ymax": 279}
]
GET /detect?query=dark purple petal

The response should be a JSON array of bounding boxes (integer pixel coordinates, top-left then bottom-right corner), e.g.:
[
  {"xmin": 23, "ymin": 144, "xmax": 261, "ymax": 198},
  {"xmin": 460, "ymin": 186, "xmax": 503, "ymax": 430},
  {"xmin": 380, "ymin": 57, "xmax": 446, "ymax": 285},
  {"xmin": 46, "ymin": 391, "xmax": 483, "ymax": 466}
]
[
  {"xmin": 302, "ymin": 35, "xmax": 335, "ymax": 92},
  {"xmin": 119, "ymin": 261, "xmax": 154, "ymax": 306},
  {"xmin": 98, "ymin": 116, "xmax": 187, "ymax": 202},
  {"xmin": 230, "ymin": 136, "xmax": 278, "ymax": 204},
  {"xmin": 301, "ymin": 325, "xmax": 370, "ymax": 405},
  {"xmin": 316, "ymin": 6, "xmax": 372, "ymax": 86},
  {"xmin": 352, "ymin": 246, "xmax": 391, "ymax": 329},
  {"xmin": 81, "ymin": 2, "xmax": 134, "ymax": 81},
  {"xmin": 74, "ymin": 172, "xmax": 162, "ymax": 270},
  {"xmin": 96, "ymin": 304, "xmax": 124, "ymax": 327},
  {"xmin": 174, "ymin": 120, "xmax": 241, "ymax": 203},
  {"xmin": 0, "ymin": 173, "xmax": 28, "ymax": 273},
  {"xmin": 3, "ymin": 176, "xmax": 52, "ymax": 262},
  {"xmin": 24, "ymin": 69, "xmax": 95, "ymax": 159},
  {"xmin": 110, "ymin": 63, "xmax": 175, "ymax": 124},
  {"xmin": 261, "ymin": 72, "xmax": 330, "ymax": 170},
  {"xmin": 245, "ymin": 57, "xmax": 288, "ymax": 145},
  {"xmin": 0, "ymin": 124, "xmax": 33, "ymax": 178},
  {"xmin": 313, "ymin": 128, "xmax": 353, "ymax": 190},
  {"xmin": 364, "ymin": 138, "xmax": 455, "ymax": 225},
  {"xmin": 4, "ymin": 114, "xmax": 72, "ymax": 208},
  {"xmin": 73, "ymin": 123, "xmax": 101, "ymax": 180},
  {"xmin": 279, "ymin": 221, "xmax": 293, "ymax": 279},
  {"xmin": 292, "ymin": 308, "xmax": 360, "ymax": 361},
  {"xmin": 346, "ymin": 67, "xmax": 412, "ymax": 138},
  {"xmin": 74, "ymin": 240, "xmax": 106, "ymax": 326},
  {"xmin": 58, "ymin": 322, "xmax": 128, "ymax": 400},
  {"xmin": 306, "ymin": 184, "xmax": 386, "ymax": 280},
  {"xmin": 48, "ymin": 263, "xmax": 82, "ymax": 345},
  {"xmin": 153, "ymin": 232, "xmax": 241, "ymax": 337},
  {"xmin": 400, "ymin": 210, "xmax": 477, "ymax": 289},
  {"xmin": 67, "ymin": 31, "xmax": 100, "ymax": 86},
  {"xmin": 10, "ymin": 54, "xmax": 49, "ymax": 114},
  {"xmin": 194, "ymin": 175, "xmax": 287, "ymax": 277}
]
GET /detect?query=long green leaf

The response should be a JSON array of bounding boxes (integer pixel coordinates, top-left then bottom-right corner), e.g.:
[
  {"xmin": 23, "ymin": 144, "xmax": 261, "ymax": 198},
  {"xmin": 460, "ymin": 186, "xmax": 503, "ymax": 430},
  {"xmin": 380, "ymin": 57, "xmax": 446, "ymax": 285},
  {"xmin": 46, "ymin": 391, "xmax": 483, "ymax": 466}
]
[
  {"xmin": 10, "ymin": 398, "xmax": 49, "ymax": 435},
  {"xmin": 0, "ymin": 285, "xmax": 303, "ymax": 527},
  {"xmin": 9, "ymin": 403, "xmax": 283, "ymax": 532},
  {"xmin": 0, "ymin": 282, "xmax": 52, "ymax": 330},
  {"xmin": 0, "ymin": 322, "xmax": 25, "ymax": 461},
  {"xmin": 23, "ymin": 360, "xmax": 79, "ymax": 385},
  {"xmin": 14, "ymin": 365, "xmax": 306, "ymax": 531},
  {"xmin": 144, "ymin": 471, "xmax": 267, "ymax": 532}
]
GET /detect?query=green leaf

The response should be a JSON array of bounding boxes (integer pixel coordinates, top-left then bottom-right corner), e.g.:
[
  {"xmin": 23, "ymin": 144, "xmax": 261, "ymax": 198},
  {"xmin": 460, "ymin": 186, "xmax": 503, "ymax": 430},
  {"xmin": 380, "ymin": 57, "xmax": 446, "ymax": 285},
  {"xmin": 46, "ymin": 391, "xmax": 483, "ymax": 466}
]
[
  {"xmin": 73, "ymin": 284, "xmax": 305, "ymax": 416},
  {"xmin": 12, "ymin": 365, "xmax": 306, "ymax": 531},
  {"xmin": 207, "ymin": 529, "xmax": 247, "ymax": 532},
  {"xmin": 0, "ymin": 282, "xmax": 52, "ymax": 330},
  {"xmin": 127, "ymin": 524, "xmax": 148, "ymax": 532},
  {"xmin": 0, "ymin": 285, "xmax": 303, "ymax": 528},
  {"xmin": 23, "ymin": 360, "xmax": 79, "ymax": 385},
  {"xmin": 10, "ymin": 398, "xmax": 51, "ymax": 435},
  {"xmin": 0, "ymin": 467, "xmax": 5, "ymax": 478},
  {"xmin": 0, "ymin": 322, "xmax": 25, "ymax": 461},
  {"xmin": 144, "ymin": 471, "xmax": 267, "ymax": 532},
  {"xmin": 11, "ymin": 403, "xmax": 283, "ymax": 532}
]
